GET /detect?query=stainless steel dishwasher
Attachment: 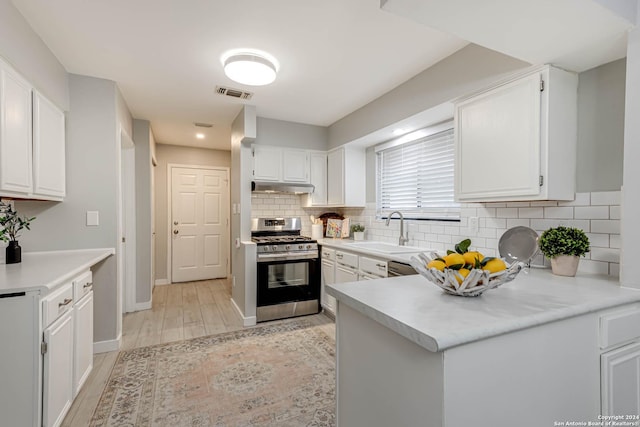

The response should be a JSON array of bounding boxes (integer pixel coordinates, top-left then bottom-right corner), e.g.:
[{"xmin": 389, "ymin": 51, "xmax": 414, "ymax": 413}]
[{"xmin": 387, "ymin": 260, "xmax": 418, "ymax": 277}]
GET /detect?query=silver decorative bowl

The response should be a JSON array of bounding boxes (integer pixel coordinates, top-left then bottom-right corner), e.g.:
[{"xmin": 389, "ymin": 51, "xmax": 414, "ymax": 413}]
[{"xmin": 409, "ymin": 252, "xmax": 524, "ymax": 297}]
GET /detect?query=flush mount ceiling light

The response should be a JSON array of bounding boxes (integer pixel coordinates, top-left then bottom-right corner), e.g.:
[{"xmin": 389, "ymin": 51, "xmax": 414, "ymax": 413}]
[{"xmin": 223, "ymin": 52, "xmax": 277, "ymax": 86}]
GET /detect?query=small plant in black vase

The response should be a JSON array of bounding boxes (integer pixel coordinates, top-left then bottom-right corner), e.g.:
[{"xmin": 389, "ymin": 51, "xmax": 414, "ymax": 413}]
[{"xmin": 0, "ymin": 201, "xmax": 35, "ymax": 264}]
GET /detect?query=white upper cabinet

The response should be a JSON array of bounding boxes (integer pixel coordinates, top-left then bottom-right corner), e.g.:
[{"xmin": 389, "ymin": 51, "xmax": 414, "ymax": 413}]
[
  {"xmin": 454, "ymin": 65, "xmax": 577, "ymax": 202},
  {"xmin": 282, "ymin": 149, "xmax": 309, "ymax": 182},
  {"xmin": 253, "ymin": 145, "xmax": 283, "ymax": 181},
  {"xmin": 305, "ymin": 152, "xmax": 327, "ymax": 206},
  {"xmin": 0, "ymin": 59, "xmax": 66, "ymax": 201},
  {"xmin": 33, "ymin": 91, "xmax": 66, "ymax": 199},
  {"xmin": 0, "ymin": 60, "xmax": 33, "ymax": 195},
  {"xmin": 327, "ymin": 146, "xmax": 365, "ymax": 207}
]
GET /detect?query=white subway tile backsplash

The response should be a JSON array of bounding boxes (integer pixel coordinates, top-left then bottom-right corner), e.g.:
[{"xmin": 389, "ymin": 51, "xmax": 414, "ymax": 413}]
[
  {"xmin": 586, "ymin": 233, "xmax": 609, "ymax": 248},
  {"xmin": 591, "ymin": 191, "xmax": 621, "ymax": 206},
  {"xmin": 253, "ymin": 190, "xmax": 622, "ymax": 278},
  {"xmin": 610, "ymin": 206, "xmax": 620, "ymax": 220},
  {"xmin": 574, "ymin": 206, "xmax": 609, "ymax": 220},
  {"xmin": 544, "ymin": 206, "xmax": 574, "ymax": 219},
  {"xmin": 497, "ymin": 208, "xmax": 519, "ymax": 218},
  {"xmin": 518, "ymin": 207, "xmax": 544, "ymax": 218},
  {"xmin": 609, "ymin": 234, "xmax": 621, "ymax": 249},
  {"xmin": 591, "ymin": 220, "xmax": 620, "ymax": 234},
  {"xmin": 506, "ymin": 218, "xmax": 530, "ymax": 228},
  {"xmin": 578, "ymin": 259, "xmax": 610, "ymax": 275},
  {"xmin": 590, "ymin": 247, "xmax": 620, "ymax": 263},
  {"xmin": 558, "ymin": 192, "xmax": 590, "ymax": 207}
]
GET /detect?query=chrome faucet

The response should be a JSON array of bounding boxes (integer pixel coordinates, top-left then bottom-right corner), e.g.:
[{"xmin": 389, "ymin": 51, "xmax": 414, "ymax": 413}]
[{"xmin": 385, "ymin": 211, "xmax": 409, "ymax": 246}]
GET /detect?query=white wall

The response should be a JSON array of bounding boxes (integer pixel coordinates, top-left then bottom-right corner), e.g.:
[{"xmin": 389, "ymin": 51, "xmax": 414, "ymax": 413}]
[
  {"xmin": 255, "ymin": 117, "xmax": 328, "ymax": 150},
  {"xmin": 620, "ymin": 4, "xmax": 640, "ymax": 288},
  {"xmin": 153, "ymin": 144, "xmax": 231, "ymax": 283},
  {"xmin": 16, "ymin": 74, "xmax": 126, "ymax": 345},
  {"xmin": 0, "ymin": 0, "xmax": 68, "ymax": 110},
  {"xmin": 133, "ymin": 120, "xmax": 153, "ymax": 304},
  {"xmin": 577, "ymin": 58, "xmax": 626, "ymax": 192}
]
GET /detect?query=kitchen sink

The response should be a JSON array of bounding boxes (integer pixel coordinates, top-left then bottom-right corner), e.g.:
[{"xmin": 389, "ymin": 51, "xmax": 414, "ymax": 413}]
[{"xmin": 346, "ymin": 241, "xmax": 424, "ymax": 254}]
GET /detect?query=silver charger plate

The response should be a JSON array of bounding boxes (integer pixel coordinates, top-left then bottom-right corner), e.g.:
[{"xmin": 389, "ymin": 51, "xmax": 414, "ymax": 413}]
[{"xmin": 499, "ymin": 226, "xmax": 539, "ymax": 264}]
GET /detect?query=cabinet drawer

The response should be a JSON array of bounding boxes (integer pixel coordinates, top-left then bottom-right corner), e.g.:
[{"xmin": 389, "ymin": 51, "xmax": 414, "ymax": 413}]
[
  {"xmin": 72, "ymin": 270, "xmax": 93, "ymax": 301},
  {"xmin": 336, "ymin": 251, "xmax": 358, "ymax": 269},
  {"xmin": 42, "ymin": 283, "xmax": 73, "ymax": 328},
  {"xmin": 600, "ymin": 305, "xmax": 640, "ymax": 350},
  {"xmin": 359, "ymin": 256, "xmax": 387, "ymax": 277},
  {"xmin": 321, "ymin": 247, "xmax": 336, "ymax": 261}
]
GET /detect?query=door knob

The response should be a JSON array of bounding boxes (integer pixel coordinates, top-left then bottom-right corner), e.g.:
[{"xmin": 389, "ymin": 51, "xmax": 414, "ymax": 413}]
[
  {"xmin": 173, "ymin": 230, "xmax": 179, "ymax": 234},
  {"xmin": 173, "ymin": 221, "xmax": 178, "ymax": 225}
]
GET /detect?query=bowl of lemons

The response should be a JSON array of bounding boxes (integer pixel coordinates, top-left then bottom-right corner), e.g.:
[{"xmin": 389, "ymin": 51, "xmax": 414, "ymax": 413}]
[{"xmin": 409, "ymin": 239, "xmax": 524, "ymax": 297}]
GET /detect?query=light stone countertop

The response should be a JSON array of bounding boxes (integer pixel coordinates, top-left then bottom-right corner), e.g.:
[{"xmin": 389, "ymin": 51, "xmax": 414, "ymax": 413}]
[
  {"xmin": 0, "ymin": 248, "xmax": 115, "ymax": 294},
  {"xmin": 326, "ymin": 268, "xmax": 640, "ymax": 352},
  {"xmin": 317, "ymin": 238, "xmax": 428, "ymax": 263}
]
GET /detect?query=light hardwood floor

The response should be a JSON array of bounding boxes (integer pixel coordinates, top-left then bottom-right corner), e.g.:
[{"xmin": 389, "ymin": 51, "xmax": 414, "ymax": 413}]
[{"xmin": 62, "ymin": 278, "xmax": 335, "ymax": 426}]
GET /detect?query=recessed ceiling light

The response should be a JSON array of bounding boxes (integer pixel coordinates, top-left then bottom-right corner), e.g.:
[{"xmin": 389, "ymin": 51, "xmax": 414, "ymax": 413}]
[
  {"xmin": 222, "ymin": 51, "xmax": 278, "ymax": 86},
  {"xmin": 196, "ymin": 133, "xmax": 205, "ymax": 139}
]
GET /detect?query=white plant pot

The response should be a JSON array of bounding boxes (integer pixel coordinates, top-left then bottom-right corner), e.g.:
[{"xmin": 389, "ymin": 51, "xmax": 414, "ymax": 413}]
[
  {"xmin": 550, "ymin": 255, "xmax": 580, "ymax": 277},
  {"xmin": 353, "ymin": 232, "xmax": 365, "ymax": 241}
]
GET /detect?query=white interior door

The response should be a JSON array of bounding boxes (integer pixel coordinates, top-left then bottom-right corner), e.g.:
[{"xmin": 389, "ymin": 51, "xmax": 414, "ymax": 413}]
[{"xmin": 171, "ymin": 167, "xmax": 229, "ymax": 283}]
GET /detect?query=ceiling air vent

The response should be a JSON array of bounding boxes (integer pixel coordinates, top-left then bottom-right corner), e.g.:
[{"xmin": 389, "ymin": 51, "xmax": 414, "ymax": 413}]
[
  {"xmin": 194, "ymin": 122, "xmax": 213, "ymax": 128},
  {"xmin": 215, "ymin": 86, "xmax": 253, "ymax": 100}
]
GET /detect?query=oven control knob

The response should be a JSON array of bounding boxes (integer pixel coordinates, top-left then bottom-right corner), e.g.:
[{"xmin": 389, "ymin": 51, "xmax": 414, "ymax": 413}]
[
  {"xmin": 306, "ymin": 244, "xmax": 312, "ymax": 249},
  {"xmin": 272, "ymin": 245, "xmax": 278, "ymax": 251},
  {"xmin": 285, "ymin": 245, "xmax": 291, "ymax": 250},
  {"xmin": 262, "ymin": 246, "xmax": 269, "ymax": 252},
  {"xmin": 298, "ymin": 244, "xmax": 304, "ymax": 250}
]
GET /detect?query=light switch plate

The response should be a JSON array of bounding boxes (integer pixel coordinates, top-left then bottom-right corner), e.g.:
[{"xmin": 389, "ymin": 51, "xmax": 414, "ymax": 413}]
[{"xmin": 86, "ymin": 211, "xmax": 99, "ymax": 226}]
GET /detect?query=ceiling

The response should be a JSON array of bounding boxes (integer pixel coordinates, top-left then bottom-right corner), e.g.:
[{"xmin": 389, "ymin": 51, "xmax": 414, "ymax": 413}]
[{"xmin": 11, "ymin": 0, "xmax": 468, "ymax": 150}]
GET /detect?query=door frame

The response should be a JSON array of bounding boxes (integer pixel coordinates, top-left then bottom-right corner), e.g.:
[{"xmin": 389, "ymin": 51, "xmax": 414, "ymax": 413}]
[
  {"xmin": 166, "ymin": 163, "xmax": 230, "ymax": 284},
  {"xmin": 119, "ymin": 129, "xmax": 137, "ymax": 313}
]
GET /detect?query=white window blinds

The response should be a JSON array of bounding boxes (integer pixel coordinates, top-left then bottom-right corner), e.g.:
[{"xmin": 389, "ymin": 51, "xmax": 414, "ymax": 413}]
[{"xmin": 376, "ymin": 126, "xmax": 460, "ymax": 220}]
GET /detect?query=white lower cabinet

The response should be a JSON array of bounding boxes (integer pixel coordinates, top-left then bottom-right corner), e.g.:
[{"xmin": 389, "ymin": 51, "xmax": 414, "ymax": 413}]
[
  {"xmin": 600, "ymin": 305, "xmax": 640, "ymax": 416},
  {"xmin": 0, "ymin": 269, "xmax": 94, "ymax": 427},
  {"xmin": 321, "ymin": 259, "xmax": 336, "ymax": 315},
  {"xmin": 43, "ymin": 310, "xmax": 74, "ymax": 427}
]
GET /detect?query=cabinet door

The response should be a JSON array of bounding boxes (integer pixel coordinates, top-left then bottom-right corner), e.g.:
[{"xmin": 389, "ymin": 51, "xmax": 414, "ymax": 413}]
[
  {"xmin": 335, "ymin": 265, "xmax": 358, "ymax": 284},
  {"xmin": 0, "ymin": 62, "xmax": 32, "ymax": 194},
  {"xmin": 327, "ymin": 149, "xmax": 344, "ymax": 206},
  {"xmin": 253, "ymin": 145, "xmax": 282, "ymax": 181},
  {"xmin": 321, "ymin": 259, "xmax": 336, "ymax": 314},
  {"xmin": 601, "ymin": 341, "xmax": 640, "ymax": 416},
  {"xmin": 73, "ymin": 292, "xmax": 93, "ymax": 397},
  {"xmin": 282, "ymin": 149, "xmax": 309, "ymax": 182},
  {"xmin": 43, "ymin": 310, "xmax": 74, "ymax": 427},
  {"xmin": 455, "ymin": 73, "xmax": 541, "ymax": 201},
  {"xmin": 33, "ymin": 92, "xmax": 65, "ymax": 199},
  {"xmin": 309, "ymin": 152, "xmax": 327, "ymax": 205}
]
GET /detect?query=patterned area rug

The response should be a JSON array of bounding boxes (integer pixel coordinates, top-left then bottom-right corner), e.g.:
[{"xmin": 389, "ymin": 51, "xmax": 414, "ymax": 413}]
[{"xmin": 91, "ymin": 320, "xmax": 335, "ymax": 426}]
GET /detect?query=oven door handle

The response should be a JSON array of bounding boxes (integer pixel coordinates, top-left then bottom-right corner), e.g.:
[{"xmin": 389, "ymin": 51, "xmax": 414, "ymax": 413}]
[{"xmin": 257, "ymin": 252, "xmax": 319, "ymax": 262}]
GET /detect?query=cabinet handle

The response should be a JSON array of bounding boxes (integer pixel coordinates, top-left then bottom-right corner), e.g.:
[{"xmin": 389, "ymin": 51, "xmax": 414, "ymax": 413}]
[
  {"xmin": 58, "ymin": 298, "xmax": 73, "ymax": 308},
  {"xmin": 336, "ymin": 254, "xmax": 343, "ymax": 259},
  {"xmin": 83, "ymin": 283, "xmax": 92, "ymax": 289},
  {"xmin": 376, "ymin": 263, "xmax": 386, "ymax": 268}
]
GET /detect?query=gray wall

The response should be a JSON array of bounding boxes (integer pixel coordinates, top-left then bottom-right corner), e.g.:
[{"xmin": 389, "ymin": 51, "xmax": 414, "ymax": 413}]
[
  {"xmin": 133, "ymin": 120, "xmax": 153, "ymax": 303},
  {"xmin": 0, "ymin": 0, "xmax": 68, "ymax": 110},
  {"xmin": 255, "ymin": 117, "xmax": 328, "ymax": 150},
  {"xmin": 16, "ymin": 74, "xmax": 126, "ymax": 344},
  {"xmin": 328, "ymin": 44, "xmax": 530, "ymax": 149},
  {"xmin": 577, "ymin": 58, "xmax": 626, "ymax": 192},
  {"xmin": 153, "ymin": 144, "xmax": 231, "ymax": 282}
]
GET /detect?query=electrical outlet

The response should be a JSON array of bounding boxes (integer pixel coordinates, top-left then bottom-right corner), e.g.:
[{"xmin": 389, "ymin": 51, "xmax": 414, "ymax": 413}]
[{"xmin": 469, "ymin": 216, "xmax": 479, "ymax": 233}]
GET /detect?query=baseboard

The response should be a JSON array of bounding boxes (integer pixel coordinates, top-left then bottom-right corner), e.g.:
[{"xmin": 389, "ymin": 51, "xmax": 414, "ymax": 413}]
[
  {"xmin": 93, "ymin": 332, "xmax": 122, "ymax": 354},
  {"xmin": 155, "ymin": 278, "xmax": 170, "ymax": 286},
  {"xmin": 230, "ymin": 297, "xmax": 257, "ymax": 327},
  {"xmin": 135, "ymin": 301, "xmax": 152, "ymax": 311}
]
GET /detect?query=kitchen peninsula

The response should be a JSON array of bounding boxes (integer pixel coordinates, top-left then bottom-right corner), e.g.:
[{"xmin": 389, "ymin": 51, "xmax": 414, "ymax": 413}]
[{"xmin": 327, "ymin": 270, "xmax": 640, "ymax": 427}]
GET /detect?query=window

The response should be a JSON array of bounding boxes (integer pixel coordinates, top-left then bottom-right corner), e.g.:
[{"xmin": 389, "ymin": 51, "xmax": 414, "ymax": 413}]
[{"xmin": 376, "ymin": 122, "xmax": 460, "ymax": 221}]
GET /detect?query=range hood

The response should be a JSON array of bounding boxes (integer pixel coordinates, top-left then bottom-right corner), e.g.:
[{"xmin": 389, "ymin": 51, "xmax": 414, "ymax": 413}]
[{"xmin": 251, "ymin": 181, "xmax": 315, "ymax": 194}]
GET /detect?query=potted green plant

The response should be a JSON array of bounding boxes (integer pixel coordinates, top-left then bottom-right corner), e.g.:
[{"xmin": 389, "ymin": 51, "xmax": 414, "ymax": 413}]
[
  {"xmin": 351, "ymin": 224, "xmax": 365, "ymax": 241},
  {"xmin": 0, "ymin": 202, "xmax": 35, "ymax": 264},
  {"xmin": 538, "ymin": 226, "xmax": 590, "ymax": 277}
]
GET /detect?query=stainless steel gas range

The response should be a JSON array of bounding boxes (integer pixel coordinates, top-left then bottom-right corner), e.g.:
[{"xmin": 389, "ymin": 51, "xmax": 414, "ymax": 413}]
[{"xmin": 251, "ymin": 217, "xmax": 320, "ymax": 322}]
